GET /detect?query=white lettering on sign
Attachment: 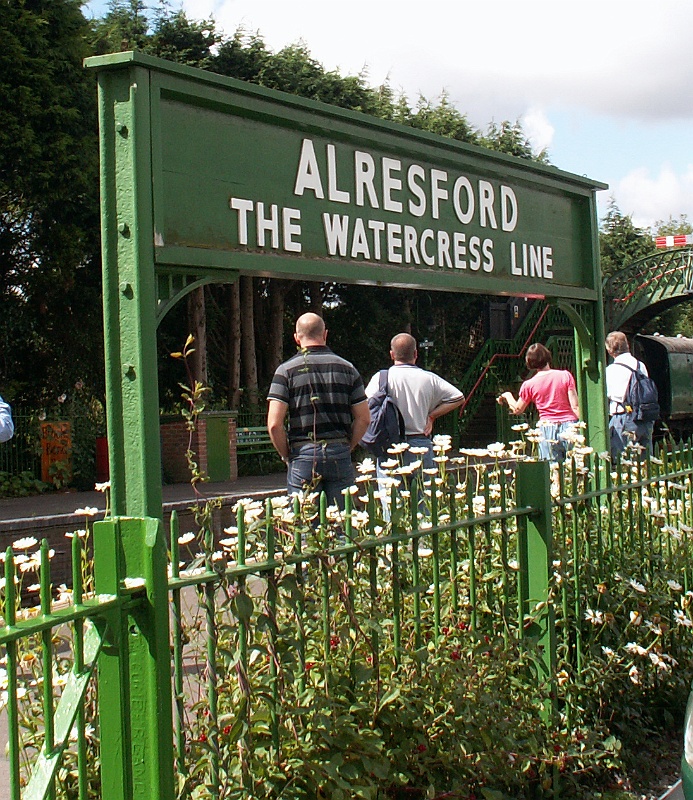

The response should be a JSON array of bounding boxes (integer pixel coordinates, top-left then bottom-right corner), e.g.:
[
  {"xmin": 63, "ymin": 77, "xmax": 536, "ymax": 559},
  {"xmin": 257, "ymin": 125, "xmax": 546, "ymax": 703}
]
[
  {"xmin": 453, "ymin": 177, "xmax": 474, "ymax": 225},
  {"xmin": 479, "ymin": 181, "xmax": 497, "ymax": 229},
  {"xmin": 293, "ymin": 138, "xmax": 521, "ymax": 230},
  {"xmin": 229, "ymin": 197, "xmax": 253, "ymax": 244},
  {"xmin": 510, "ymin": 242, "xmax": 553, "ymax": 279},
  {"xmin": 229, "ymin": 197, "xmax": 303, "ymax": 253},
  {"xmin": 408, "ymin": 165, "xmax": 426, "ymax": 217},
  {"xmin": 321, "ymin": 212, "xmax": 495, "ymax": 272},
  {"xmin": 327, "ymin": 144, "xmax": 350, "ymax": 203},
  {"xmin": 355, "ymin": 151, "xmax": 378, "ymax": 208},
  {"xmin": 227, "ymin": 139, "xmax": 561, "ymax": 286},
  {"xmin": 501, "ymin": 186, "xmax": 518, "ymax": 232},
  {"xmin": 382, "ymin": 158, "xmax": 403, "ymax": 213},
  {"xmin": 294, "ymin": 139, "xmax": 324, "ymax": 198}
]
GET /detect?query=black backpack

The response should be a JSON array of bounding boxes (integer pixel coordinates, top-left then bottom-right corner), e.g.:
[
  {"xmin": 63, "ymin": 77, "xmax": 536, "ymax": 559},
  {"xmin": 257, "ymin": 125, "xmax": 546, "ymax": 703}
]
[
  {"xmin": 621, "ymin": 362, "xmax": 660, "ymax": 423},
  {"xmin": 360, "ymin": 370, "xmax": 405, "ymax": 459}
]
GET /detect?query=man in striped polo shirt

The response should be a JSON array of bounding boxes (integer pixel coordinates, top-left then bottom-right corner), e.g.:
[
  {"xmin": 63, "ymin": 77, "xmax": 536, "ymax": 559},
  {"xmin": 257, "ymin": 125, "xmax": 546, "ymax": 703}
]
[{"xmin": 267, "ymin": 313, "xmax": 370, "ymax": 507}]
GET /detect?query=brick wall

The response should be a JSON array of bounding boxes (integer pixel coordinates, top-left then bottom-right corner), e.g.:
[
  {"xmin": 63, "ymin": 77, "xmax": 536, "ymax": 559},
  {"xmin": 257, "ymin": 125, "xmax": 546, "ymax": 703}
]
[{"xmin": 160, "ymin": 415, "xmax": 238, "ymax": 484}]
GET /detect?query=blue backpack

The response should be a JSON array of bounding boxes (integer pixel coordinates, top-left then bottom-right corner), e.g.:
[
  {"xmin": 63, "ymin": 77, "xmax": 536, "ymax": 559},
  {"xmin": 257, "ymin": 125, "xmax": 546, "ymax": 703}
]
[
  {"xmin": 360, "ymin": 370, "xmax": 405, "ymax": 459},
  {"xmin": 621, "ymin": 362, "xmax": 660, "ymax": 423}
]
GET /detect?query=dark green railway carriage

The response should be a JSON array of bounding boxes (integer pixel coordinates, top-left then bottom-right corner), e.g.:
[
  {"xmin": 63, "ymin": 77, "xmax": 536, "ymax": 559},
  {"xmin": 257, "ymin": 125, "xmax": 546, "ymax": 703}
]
[{"xmin": 634, "ymin": 334, "xmax": 693, "ymax": 437}]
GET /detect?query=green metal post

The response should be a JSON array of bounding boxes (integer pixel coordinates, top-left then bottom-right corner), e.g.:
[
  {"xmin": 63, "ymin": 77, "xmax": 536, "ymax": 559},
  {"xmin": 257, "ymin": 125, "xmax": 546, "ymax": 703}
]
[
  {"xmin": 515, "ymin": 461, "xmax": 556, "ymax": 716},
  {"xmin": 93, "ymin": 516, "xmax": 175, "ymax": 800},
  {"xmin": 573, "ymin": 302, "xmax": 609, "ymax": 456},
  {"xmin": 94, "ymin": 63, "xmax": 163, "ymax": 519},
  {"xmin": 5, "ymin": 549, "xmax": 20, "ymax": 800},
  {"xmin": 89, "ymin": 59, "xmax": 175, "ymax": 800}
]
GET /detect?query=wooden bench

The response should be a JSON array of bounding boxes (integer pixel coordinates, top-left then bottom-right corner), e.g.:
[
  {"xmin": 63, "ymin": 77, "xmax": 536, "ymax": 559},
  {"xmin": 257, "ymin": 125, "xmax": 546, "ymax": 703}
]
[{"xmin": 236, "ymin": 426, "xmax": 275, "ymax": 456}]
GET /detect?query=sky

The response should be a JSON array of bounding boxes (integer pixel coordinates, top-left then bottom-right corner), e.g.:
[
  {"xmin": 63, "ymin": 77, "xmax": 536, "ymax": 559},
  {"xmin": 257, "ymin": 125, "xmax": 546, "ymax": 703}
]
[{"xmin": 85, "ymin": 0, "xmax": 693, "ymax": 231}]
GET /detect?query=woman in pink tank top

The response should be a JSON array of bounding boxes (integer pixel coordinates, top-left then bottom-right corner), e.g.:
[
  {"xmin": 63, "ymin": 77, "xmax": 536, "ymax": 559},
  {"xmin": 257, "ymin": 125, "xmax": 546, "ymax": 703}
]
[{"xmin": 497, "ymin": 343, "xmax": 580, "ymax": 462}]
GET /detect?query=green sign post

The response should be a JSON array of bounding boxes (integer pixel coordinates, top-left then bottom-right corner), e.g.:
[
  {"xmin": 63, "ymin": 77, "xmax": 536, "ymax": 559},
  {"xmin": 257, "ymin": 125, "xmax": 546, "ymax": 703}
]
[{"xmin": 84, "ymin": 50, "xmax": 609, "ymax": 799}]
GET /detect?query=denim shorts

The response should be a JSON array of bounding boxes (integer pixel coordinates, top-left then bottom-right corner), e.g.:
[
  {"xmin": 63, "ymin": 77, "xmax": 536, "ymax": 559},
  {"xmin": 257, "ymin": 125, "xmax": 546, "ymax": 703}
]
[{"xmin": 537, "ymin": 420, "xmax": 577, "ymax": 463}]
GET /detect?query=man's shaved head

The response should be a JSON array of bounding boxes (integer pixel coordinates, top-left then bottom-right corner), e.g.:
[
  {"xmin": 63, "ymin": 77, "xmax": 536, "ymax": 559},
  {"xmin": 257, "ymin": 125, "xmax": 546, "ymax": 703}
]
[
  {"xmin": 295, "ymin": 313, "xmax": 326, "ymax": 345},
  {"xmin": 390, "ymin": 333, "xmax": 417, "ymax": 364}
]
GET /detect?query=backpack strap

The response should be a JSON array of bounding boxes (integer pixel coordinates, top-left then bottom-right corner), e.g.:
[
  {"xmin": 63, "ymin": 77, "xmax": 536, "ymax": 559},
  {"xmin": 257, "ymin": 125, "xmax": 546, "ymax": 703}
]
[
  {"xmin": 618, "ymin": 361, "xmax": 645, "ymax": 374},
  {"xmin": 611, "ymin": 362, "xmax": 633, "ymax": 414},
  {"xmin": 613, "ymin": 361, "xmax": 644, "ymax": 414},
  {"xmin": 378, "ymin": 369, "xmax": 389, "ymax": 392}
]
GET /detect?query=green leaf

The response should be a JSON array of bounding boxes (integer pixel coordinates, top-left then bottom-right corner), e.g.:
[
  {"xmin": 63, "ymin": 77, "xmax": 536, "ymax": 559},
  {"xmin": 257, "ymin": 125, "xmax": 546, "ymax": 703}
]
[
  {"xmin": 377, "ymin": 687, "xmax": 400, "ymax": 711},
  {"xmin": 232, "ymin": 592, "xmax": 254, "ymax": 623}
]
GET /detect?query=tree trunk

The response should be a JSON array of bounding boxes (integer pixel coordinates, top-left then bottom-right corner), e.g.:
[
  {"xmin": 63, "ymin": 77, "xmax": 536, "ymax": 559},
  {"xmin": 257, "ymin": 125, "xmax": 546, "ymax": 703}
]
[
  {"xmin": 254, "ymin": 280, "xmax": 267, "ymax": 384},
  {"xmin": 267, "ymin": 278, "xmax": 287, "ymax": 376},
  {"xmin": 402, "ymin": 292, "xmax": 413, "ymax": 333},
  {"xmin": 309, "ymin": 282, "xmax": 323, "ymax": 315},
  {"xmin": 240, "ymin": 275, "xmax": 259, "ymax": 408},
  {"xmin": 227, "ymin": 281, "xmax": 242, "ymax": 408},
  {"xmin": 187, "ymin": 286, "xmax": 208, "ymax": 387}
]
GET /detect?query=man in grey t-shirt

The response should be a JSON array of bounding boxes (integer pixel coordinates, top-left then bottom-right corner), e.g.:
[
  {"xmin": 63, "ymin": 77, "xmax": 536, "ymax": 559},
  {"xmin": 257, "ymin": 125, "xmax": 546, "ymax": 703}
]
[
  {"xmin": 365, "ymin": 333, "xmax": 464, "ymax": 470},
  {"xmin": 267, "ymin": 313, "xmax": 370, "ymax": 507}
]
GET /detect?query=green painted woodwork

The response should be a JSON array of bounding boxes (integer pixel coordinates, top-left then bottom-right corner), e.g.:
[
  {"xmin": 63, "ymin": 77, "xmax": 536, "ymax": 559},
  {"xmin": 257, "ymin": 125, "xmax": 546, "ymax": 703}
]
[
  {"xmin": 684, "ymin": 690, "xmax": 693, "ymax": 799},
  {"xmin": 156, "ymin": 268, "xmax": 236, "ymax": 324},
  {"xmin": 23, "ymin": 624, "xmax": 104, "ymax": 800},
  {"xmin": 84, "ymin": 48, "xmax": 610, "ymax": 518},
  {"xmin": 205, "ymin": 412, "xmax": 232, "ymax": 481},
  {"xmin": 515, "ymin": 461, "xmax": 556, "ymax": 705},
  {"xmin": 94, "ymin": 63, "xmax": 163, "ymax": 519}
]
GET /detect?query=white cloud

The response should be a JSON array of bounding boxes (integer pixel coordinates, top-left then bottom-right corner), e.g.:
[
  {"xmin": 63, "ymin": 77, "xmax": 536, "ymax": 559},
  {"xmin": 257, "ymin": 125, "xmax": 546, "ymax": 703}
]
[
  {"xmin": 615, "ymin": 165, "xmax": 693, "ymax": 229},
  {"xmin": 520, "ymin": 108, "xmax": 555, "ymax": 154},
  {"xmin": 184, "ymin": 0, "xmax": 693, "ymax": 123}
]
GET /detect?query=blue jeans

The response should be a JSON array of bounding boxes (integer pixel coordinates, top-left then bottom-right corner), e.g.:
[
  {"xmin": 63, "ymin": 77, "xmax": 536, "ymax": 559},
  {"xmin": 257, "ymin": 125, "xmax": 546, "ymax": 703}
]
[
  {"xmin": 610, "ymin": 414, "xmax": 653, "ymax": 459},
  {"xmin": 287, "ymin": 441, "xmax": 354, "ymax": 509},
  {"xmin": 537, "ymin": 421, "xmax": 576, "ymax": 463}
]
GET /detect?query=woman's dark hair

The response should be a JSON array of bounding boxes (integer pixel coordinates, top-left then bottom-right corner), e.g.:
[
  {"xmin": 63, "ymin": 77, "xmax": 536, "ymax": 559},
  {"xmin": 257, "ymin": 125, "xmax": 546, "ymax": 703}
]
[{"xmin": 525, "ymin": 343, "xmax": 552, "ymax": 370}]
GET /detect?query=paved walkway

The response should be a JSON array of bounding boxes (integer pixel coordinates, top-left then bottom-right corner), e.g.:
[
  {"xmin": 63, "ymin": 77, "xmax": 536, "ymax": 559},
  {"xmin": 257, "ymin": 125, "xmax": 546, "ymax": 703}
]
[{"xmin": 0, "ymin": 472, "xmax": 287, "ymax": 528}]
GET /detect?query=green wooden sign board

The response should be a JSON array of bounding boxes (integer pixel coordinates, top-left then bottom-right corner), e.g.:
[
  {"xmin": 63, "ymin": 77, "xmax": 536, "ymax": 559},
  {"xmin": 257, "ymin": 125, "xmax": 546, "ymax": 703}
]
[{"xmin": 88, "ymin": 51, "xmax": 605, "ymax": 303}]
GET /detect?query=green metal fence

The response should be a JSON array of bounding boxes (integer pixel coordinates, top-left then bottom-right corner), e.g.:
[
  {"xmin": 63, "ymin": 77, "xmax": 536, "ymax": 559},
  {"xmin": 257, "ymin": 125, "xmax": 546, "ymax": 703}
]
[
  {"xmin": 2, "ymin": 442, "xmax": 693, "ymax": 798},
  {"xmin": 0, "ymin": 410, "xmax": 42, "ymax": 477}
]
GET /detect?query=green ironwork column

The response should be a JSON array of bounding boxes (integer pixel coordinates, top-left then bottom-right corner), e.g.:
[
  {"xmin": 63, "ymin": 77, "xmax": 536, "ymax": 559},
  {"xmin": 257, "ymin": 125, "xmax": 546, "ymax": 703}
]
[
  {"xmin": 515, "ymin": 460, "xmax": 556, "ymax": 718},
  {"xmin": 574, "ymin": 300, "xmax": 609, "ymax": 454},
  {"xmin": 87, "ymin": 58, "xmax": 175, "ymax": 800},
  {"xmin": 553, "ymin": 297, "xmax": 608, "ymax": 454},
  {"xmin": 92, "ymin": 60, "xmax": 163, "ymax": 519},
  {"xmin": 94, "ymin": 517, "xmax": 175, "ymax": 800}
]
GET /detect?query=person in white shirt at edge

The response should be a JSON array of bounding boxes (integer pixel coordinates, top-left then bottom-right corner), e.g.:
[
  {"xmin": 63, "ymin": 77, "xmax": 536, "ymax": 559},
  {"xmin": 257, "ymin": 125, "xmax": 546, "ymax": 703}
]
[
  {"xmin": 365, "ymin": 333, "xmax": 464, "ymax": 514},
  {"xmin": 0, "ymin": 395, "xmax": 14, "ymax": 443},
  {"xmin": 605, "ymin": 330, "xmax": 653, "ymax": 459}
]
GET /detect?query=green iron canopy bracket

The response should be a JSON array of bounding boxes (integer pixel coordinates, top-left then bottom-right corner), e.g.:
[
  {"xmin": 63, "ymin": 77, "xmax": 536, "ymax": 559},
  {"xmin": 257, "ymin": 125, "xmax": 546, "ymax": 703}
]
[
  {"xmin": 550, "ymin": 298, "xmax": 597, "ymax": 374},
  {"xmin": 156, "ymin": 267, "xmax": 238, "ymax": 325}
]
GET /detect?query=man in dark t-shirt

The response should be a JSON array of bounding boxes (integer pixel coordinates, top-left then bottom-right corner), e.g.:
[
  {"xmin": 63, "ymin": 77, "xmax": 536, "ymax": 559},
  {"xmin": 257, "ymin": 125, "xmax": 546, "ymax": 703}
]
[{"xmin": 267, "ymin": 313, "xmax": 370, "ymax": 507}]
